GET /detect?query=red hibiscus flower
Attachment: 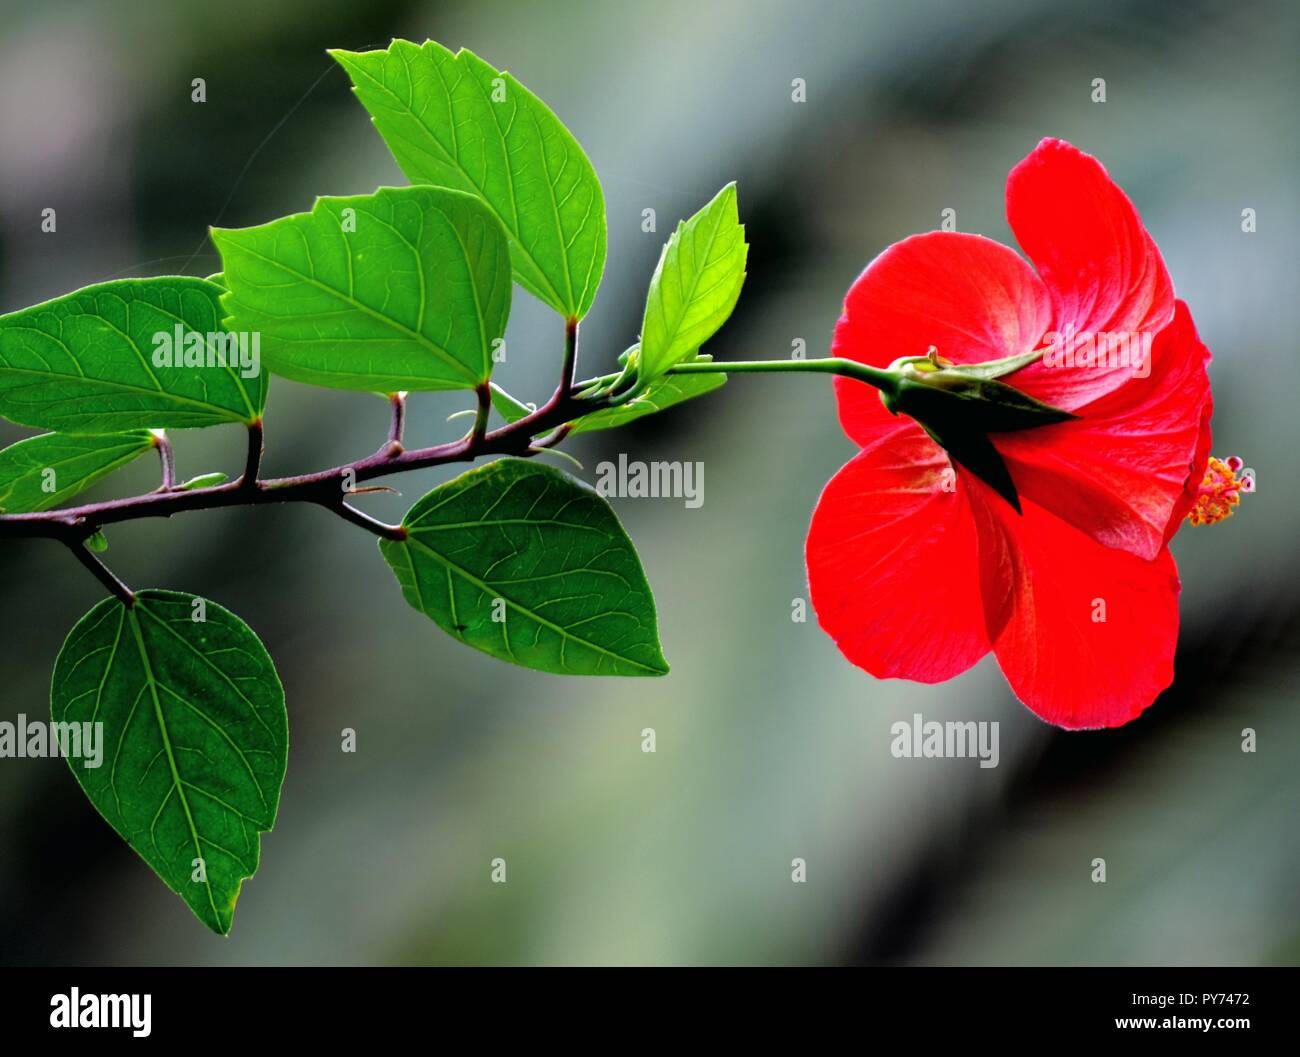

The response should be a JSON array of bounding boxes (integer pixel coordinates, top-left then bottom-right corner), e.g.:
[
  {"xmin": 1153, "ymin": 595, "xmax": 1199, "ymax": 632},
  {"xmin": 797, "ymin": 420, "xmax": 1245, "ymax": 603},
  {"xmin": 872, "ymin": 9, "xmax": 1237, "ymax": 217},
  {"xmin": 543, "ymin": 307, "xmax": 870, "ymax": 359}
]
[{"xmin": 806, "ymin": 138, "xmax": 1218, "ymax": 729}]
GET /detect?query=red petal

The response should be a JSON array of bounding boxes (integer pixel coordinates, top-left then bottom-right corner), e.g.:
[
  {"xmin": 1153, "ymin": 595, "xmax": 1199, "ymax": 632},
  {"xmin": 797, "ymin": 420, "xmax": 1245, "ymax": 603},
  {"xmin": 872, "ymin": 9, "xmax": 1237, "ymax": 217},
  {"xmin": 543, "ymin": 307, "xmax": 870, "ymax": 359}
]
[
  {"xmin": 806, "ymin": 426, "xmax": 990, "ymax": 682},
  {"xmin": 1006, "ymin": 138, "xmax": 1175, "ymax": 410},
  {"xmin": 967, "ymin": 479, "xmax": 1181, "ymax": 729},
  {"xmin": 994, "ymin": 300, "xmax": 1213, "ymax": 560},
  {"xmin": 831, "ymin": 231, "xmax": 1052, "ymax": 448}
]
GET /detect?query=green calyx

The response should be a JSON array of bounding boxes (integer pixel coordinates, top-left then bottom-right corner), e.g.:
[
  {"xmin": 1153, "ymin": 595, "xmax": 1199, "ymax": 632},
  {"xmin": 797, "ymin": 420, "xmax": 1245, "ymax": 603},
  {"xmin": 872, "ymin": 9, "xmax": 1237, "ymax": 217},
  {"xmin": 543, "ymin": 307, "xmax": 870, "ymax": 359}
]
[{"xmin": 878, "ymin": 352, "xmax": 1075, "ymax": 513}]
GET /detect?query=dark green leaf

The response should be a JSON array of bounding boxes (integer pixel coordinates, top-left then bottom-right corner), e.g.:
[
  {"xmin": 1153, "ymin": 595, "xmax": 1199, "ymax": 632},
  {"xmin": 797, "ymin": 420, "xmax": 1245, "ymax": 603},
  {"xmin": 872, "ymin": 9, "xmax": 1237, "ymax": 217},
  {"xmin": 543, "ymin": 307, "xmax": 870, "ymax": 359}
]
[
  {"xmin": 0, "ymin": 277, "xmax": 265, "ymax": 432},
  {"xmin": 380, "ymin": 459, "xmax": 668, "ymax": 676},
  {"xmin": 213, "ymin": 186, "xmax": 511, "ymax": 392},
  {"xmin": 332, "ymin": 41, "xmax": 607, "ymax": 321},
  {"xmin": 50, "ymin": 590, "xmax": 287, "ymax": 934},
  {"xmin": 0, "ymin": 431, "xmax": 155, "ymax": 513}
]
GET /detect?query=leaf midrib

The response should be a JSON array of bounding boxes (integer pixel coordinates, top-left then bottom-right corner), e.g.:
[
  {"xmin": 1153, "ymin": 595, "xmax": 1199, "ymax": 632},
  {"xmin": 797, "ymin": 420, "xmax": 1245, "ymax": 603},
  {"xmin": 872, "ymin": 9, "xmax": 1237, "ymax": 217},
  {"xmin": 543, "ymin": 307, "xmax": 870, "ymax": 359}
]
[
  {"xmin": 0, "ymin": 335, "xmax": 250, "ymax": 421},
  {"xmin": 125, "ymin": 603, "xmax": 223, "ymax": 930}
]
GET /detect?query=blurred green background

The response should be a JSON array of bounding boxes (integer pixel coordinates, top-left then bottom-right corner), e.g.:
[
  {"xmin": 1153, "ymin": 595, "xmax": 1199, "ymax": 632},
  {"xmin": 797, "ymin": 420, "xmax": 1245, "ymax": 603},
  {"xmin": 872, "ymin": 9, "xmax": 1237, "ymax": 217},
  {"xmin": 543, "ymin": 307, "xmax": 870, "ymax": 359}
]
[{"xmin": 0, "ymin": 0, "xmax": 1296, "ymax": 965}]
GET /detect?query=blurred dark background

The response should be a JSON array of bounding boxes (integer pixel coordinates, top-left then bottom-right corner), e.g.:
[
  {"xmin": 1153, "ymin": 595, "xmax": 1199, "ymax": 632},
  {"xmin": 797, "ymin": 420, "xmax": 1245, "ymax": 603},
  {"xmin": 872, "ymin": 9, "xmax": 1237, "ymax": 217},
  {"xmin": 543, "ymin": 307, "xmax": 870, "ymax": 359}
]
[{"xmin": 0, "ymin": 0, "xmax": 1295, "ymax": 965}]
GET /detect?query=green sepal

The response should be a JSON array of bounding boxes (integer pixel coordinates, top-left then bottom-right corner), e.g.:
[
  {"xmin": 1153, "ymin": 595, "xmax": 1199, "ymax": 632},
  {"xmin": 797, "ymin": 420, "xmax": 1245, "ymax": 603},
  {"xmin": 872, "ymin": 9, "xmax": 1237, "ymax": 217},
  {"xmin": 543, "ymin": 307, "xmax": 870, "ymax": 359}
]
[{"xmin": 882, "ymin": 365, "xmax": 1076, "ymax": 512}]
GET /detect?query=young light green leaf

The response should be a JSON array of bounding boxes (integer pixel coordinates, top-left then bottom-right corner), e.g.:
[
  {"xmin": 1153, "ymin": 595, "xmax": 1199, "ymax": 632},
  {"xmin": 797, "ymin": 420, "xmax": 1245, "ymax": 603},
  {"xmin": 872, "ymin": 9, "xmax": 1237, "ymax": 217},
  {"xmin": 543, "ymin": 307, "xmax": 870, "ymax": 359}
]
[
  {"xmin": 213, "ymin": 186, "xmax": 510, "ymax": 393},
  {"xmin": 0, "ymin": 277, "xmax": 265, "ymax": 432},
  {"xmin": 50, "ymin": 590, "xmax": 287, "ymax": 935},
  {"xmin": 332, "ymin": 40, "xmax": 607, "ymax": 321},
  {"xmin": 571, "ymin": 357, "xmax": 726, "ymax": 434},
  {"xmin": 178, "ymin": 471, "xmax": 229, "ymax": 490},
  {"xmin": 489, "ymin": 383, "xmax": 535, "ymax": 425},
  {"xmin": 0, "ymin": 431, "xmax": 155, "ymax": 513},
  {"xmin": 86, "ymin": 530, "xmax": 110, "ymax": 553},
  {"xmin": 638, "ymin": 183, "xmax": 747, "ymax": 380},
  {"xmin": 379, "ymin": 458, "xmax": 668, "ymax": 677}
]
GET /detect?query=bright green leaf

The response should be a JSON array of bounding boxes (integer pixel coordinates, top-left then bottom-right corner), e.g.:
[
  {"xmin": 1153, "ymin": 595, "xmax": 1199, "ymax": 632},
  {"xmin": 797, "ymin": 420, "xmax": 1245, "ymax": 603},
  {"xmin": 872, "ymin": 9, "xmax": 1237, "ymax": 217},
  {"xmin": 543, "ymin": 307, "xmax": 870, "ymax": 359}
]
[
  {"xmin": 638, "ymin": 183, "xmax": 747, "ymax": 380},
  {"xmin": 86, "ymin": 530, "xmax": 110, "ymax": 553},
  {"xmin": 213, "ymin": 186, "xmax": 510, "ymax": 392},
  {"xmin": 0, "ymin": 277, "xmax": 265, "ymax": 432},
  {"xmin": 50, "ymin": 590, "xmax": 287, "ymax": 934},
  {"xmin": 488, "ymin": 383, "xmax": 534, "ymax": 425},
  {"xmin": 332, "ymin": 40, "xmax": 607, "ymax": 321},
  {"xmin": 380, "ymin": 458, "xmax": 668, "ymax": 676},
  {"xmin": 0, "ymin": 431, "xmax": 155, "ymax": 513},
  {"xmin": 179, "ymin": 471, "xmax": 229, "ymax": 490}
]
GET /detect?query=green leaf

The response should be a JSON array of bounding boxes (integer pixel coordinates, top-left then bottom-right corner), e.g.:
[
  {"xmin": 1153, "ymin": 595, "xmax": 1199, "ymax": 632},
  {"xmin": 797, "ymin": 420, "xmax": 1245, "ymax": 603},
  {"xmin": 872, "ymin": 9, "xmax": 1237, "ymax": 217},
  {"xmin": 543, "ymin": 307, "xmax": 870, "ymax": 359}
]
[
  {"xmin": 178, "ymin": 471, "xmax": 229, "ymax": 490},
  {"xmin": 637, "ymin": 183, "xmax": 747, "ymax": 380},
  {"xmin": 0, "ymin": 431, "xmax": 155, "ymax": 513},
  {"xmin": 213, "ymin": 186, "xmax": 511, "ymax": 393},
  {"xmin": 0, "ymin": 277, "xmax": 265, "ymax": 432},
  {"xmin": 50, "ymin": 590, "xmax": 287, "ymax": 934},
  {"xmin": 332, "ymin": 40, "xmax": 607, "ymax": 321},
  {"xmin": 571, "ymin": 357, "xmax": 726, "ymax": 434},
  {"xmin": 489, "ymin": 383, "xmax": 535, "ymax": 425},
  {"xmin": 380, "ymin": 458, "xmax": 668, "ymax": 676},
  {"xmin": 86, "ymin": 530, "xmax": 110, "ymax": 553}
]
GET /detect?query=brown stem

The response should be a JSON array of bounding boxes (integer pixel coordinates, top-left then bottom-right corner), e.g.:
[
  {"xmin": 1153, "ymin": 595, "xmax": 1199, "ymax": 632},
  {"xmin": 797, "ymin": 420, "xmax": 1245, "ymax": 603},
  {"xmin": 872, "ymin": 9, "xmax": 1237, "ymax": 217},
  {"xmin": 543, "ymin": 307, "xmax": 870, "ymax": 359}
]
[
  {"xmin": 561, "ymin": 317, "xmax": 579, "ymax": 390},
  {"xmin": 0, "ymin": 324, "xmax": 594, "ymax": 547},
  {"xmin": 241, "ymin": 418, "xmax": 264, "ymax": 489},
  {"xmin": 1, "ymin": 322, "xmax": 612, "ymax": 601},
  {"xmin": 152, "ymin": 431, "xmax": 177, "ymax": 491},
  {"xmin": 471, "ymin": 383, "xmax": 491, "ymax": 445},
  {"xmin": 386, "ymin": 391, "xmax": 407, "ymax": 453},
  {"xmin": 325, "ymin": 501, "xmax": 407, "ymax": 542},
  {"xmin": 67, "ymin": 542, "xmax": 135, "ymax": 607},
  {"xmin": 535, "ymin": 423, "xmax": 572, "ymax": 450}
]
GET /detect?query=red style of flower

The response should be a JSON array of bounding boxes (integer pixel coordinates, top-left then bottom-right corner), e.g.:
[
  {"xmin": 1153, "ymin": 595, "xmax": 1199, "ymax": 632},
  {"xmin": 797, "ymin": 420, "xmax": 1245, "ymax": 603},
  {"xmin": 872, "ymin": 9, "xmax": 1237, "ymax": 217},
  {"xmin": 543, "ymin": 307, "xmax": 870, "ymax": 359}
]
[{"xmin": 805, "ymin": 138, "xmax": 1214, "ymax": 729}]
